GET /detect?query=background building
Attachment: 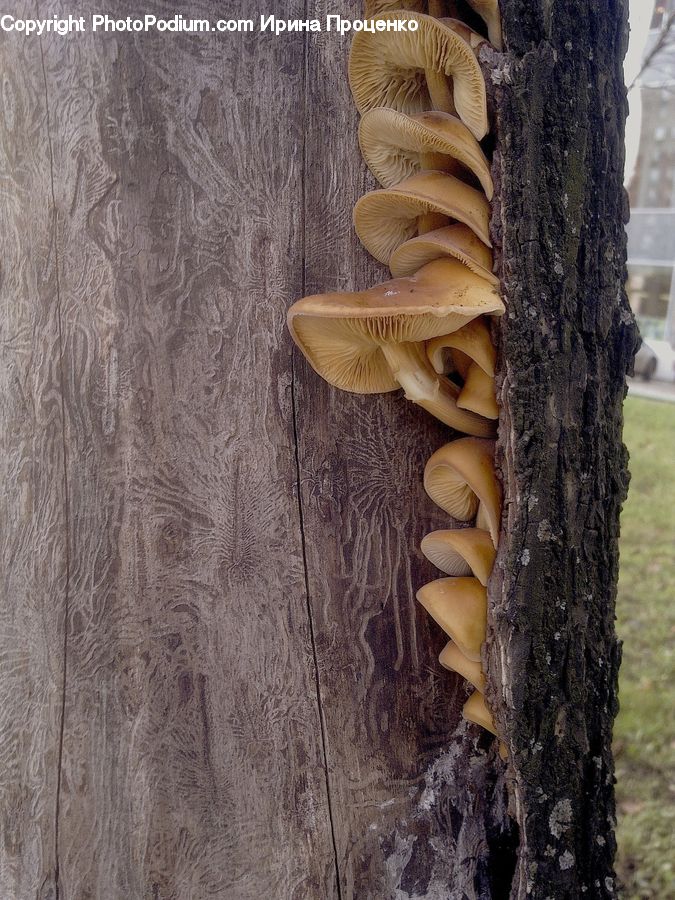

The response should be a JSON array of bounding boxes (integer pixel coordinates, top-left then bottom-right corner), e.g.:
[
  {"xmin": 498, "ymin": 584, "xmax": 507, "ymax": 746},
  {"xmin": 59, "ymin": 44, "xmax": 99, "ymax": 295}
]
[{"xmin": 626, "ymin": 1, "xmax": 675, "ymax": 342}]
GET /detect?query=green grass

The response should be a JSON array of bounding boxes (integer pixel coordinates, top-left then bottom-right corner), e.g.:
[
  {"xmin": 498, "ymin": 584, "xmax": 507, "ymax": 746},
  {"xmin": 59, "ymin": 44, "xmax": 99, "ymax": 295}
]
[{"xmin": 614, "ymin": 396, "xmax": 675, "ymax": 898}]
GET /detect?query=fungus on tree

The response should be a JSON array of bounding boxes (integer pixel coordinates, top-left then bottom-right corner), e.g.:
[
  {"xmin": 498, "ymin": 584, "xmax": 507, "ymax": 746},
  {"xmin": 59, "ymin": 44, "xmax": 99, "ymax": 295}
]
[
  {"xmin": 416, "ymin": 576, "xmax": 487, "ymax": 661},
  {"xmin": 349, "ymin": 11, "xmax": 488, "ymax": 139},
  {"xmin": 287, "ymin": 260, "xmax": 504, "ymax": 436},
  {"xmin": 421, "ymin": 527, "xmax": 496, "ymax": 584},
  {"xmin": 354, "ymin": 172, "xmax": 491, "ymax": 265},
  {"xmin": 439, "ymin": 641, "xmax": 486, "ymax": 693},
  {"xmin": 423, "ymin": 437, "xmax": 502, "ymax": 544},
  {"xmin": 389, "ymin": 223, "xmax": 498, "ymax": 282},
  {"xmin": 359, "ymin": 108, "xmax": 493, "ymax": 198}
]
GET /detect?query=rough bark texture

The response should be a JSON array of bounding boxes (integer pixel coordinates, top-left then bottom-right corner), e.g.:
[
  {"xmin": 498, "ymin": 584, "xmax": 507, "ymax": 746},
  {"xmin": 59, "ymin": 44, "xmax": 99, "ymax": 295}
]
[
  {"xmin": 485, "ymin": 2, "xmax": 639, "ymax": 898},
  {"xmin": 0, "ymin": 0, "xmax": 637, "ymax": 898}
]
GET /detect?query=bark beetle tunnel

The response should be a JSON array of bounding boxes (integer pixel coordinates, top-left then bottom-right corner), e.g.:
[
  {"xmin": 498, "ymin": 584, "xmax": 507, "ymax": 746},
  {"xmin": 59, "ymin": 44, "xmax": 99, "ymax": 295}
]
[{"xmin": 288, "ymin": 6, "xmax": 508, "ymax": 746}]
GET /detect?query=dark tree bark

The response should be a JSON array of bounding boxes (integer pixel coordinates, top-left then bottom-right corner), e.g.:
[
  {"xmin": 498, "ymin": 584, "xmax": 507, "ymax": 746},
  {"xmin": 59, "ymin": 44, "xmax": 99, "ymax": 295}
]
[{"xmin": 483, "ymin": 2, "xmax": 640, "ymax": 898}]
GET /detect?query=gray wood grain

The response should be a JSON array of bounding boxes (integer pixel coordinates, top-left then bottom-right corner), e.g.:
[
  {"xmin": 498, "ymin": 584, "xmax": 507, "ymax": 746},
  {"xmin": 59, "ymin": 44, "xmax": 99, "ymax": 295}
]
[
  {"xmin": 0, "ymin": 6, "xmax": 65, "ymax": 898},
  {"xmin": 1, "ymin": 1, "xmax": 338, "ymax": 897},
  {"xmin": 1, "ymin": 2, "xmax": 510, "ymax": 897}
]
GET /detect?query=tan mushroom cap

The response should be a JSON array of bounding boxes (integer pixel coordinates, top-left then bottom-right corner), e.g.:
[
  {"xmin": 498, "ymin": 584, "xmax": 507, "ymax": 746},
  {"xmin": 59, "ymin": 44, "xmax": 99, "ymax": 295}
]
[
  {"xmin": 439, "ymin": 641, "xmax": 486, "ymax": 692},
  {"xmin": 427, "ymin": 316, "xmax": 496, "ymax": 378},
  {"xmin": 424, "ymin": 437, "xmax": 501, "ymax": 544},
  {"xmin": 349, "ymin": 12, "xmax": 488, "ymax": 140},
  {"xmin": 354, "ymin": 172, "xmax": 491, "ymax": 266},
  {"xmin": 287, "ymin": 259, "xmax": 503, "ymax": 435},
  {"xmin": 462, "ymin": 690, "xmax": 497, "ymax": 734},
  {"xmin": 390, "ymin": 224, "xmax": 498, "ymax": 283},
  {"xmin": 465, "ymin": 1, "xmax": 503, "ymax": 50},
  {"xmin": 417, "ymin": 576, "xmax": 486, "ymax": 661},
  {"xmin": 421, "ymin": 527, "xmax": 496, "ymax": 584},
  {"xmin": 359, "ymin": 109, "xmax": 493, "ymax": 200}
]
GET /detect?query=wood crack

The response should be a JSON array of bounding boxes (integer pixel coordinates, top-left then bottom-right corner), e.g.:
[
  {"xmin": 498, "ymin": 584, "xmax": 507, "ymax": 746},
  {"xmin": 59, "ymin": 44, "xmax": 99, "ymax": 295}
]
[
  {"xmin": 288, "ymin": 8, "xmax": 344, "ymax": 898},
  {"xmin": 37, "ymin": 13, "xmax": 71, "ymax": 899}
]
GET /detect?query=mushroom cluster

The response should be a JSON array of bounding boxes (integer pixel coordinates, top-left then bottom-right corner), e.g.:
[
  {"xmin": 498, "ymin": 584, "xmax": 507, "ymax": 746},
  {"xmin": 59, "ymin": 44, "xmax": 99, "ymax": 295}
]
[{"xmin": 288, "ymin": 1, "xmax": 504, "ymax": 751}]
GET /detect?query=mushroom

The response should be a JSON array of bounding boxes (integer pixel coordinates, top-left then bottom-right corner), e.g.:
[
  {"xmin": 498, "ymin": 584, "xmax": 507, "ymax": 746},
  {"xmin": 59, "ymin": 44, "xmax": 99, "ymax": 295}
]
[
  {"xmin": 349, "ymin": 11, "xmax": 488, "ymax": 140},
  {"xmin": 423, "ymin": 437, "xmax": 501, "ymax": 544},
  {"xmin": 462, "ymin": 690, "xmax": 497, "ymax": 734},
  {"xmin": 287, "ymin": 260, "xmax": 504, "ymax": 436},
  {"xmin": 426, "ymin": 316, "xmax": 496, "ymax": 379},
  {"xmin": 416, "ymin": 576, "xmax": 486, "ymax": 661},
  {"xmin": 421, "ymin": 527, "xmax": 496, "ymax": 584},
  {"xmin": 439, "ymin": 641, "xmax": 486, "ymax": 692},
  {"xmin": 354, "ymin": 172, "xmax": 491, "ymax": 266},
  {"xmin": 427, "ymin": 317, "xmax": 498, "ymax": 419},
  {"xmin": 358, "ymin": 109, "xmax": 493, "ymax": 200},
  {"xmin": 465, "ymin": 1, "xmax": 503, "ymax": 50},
  {"xmin": 457, "ymin": 362, "xmax": 498, "ymax": 419},
  {"xmin": 390, "ymin": 224, "xmax": 498, "ymax": 283}
]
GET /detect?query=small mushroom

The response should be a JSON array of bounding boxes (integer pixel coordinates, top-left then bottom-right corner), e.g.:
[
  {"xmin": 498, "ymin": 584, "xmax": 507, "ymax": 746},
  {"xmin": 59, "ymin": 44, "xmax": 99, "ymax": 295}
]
[
  {"xmin": 390, "ymin": 224, "xmax": 498, "ymax": 283},
  {"xmin": 421, "ymin": 527, "xmax": 496, "ymax": 584},
  {"xmin": 462, "ymin": 690, "xmax": 497, "ymax": 734},
  {"xmin": 426, "ymin": 316, "xmax": 496, "ymax": 379},
  {"xmin": 354, "ymin": 172, "xmax": 491, "ymax": 266},
  {"xmin": 423, "ymin": 437, "xmax": 501, "ymax": 544},
  {"xmin": 439, "ymin": 641, "xmax": 486, "ymax": 692},
  {"xmin": 287, "ymin": 260, "xmax": 503, "ymax": 435},
  {"xmin": 464, "ymin": 1, "xmax": 503, "ymax": 50},
  {"xmin": 349, "ymin": 11, "xmax": 488, "ymax": 140},
  {"xmin": 457, "ymin": 362, "xmax": 498, "ymax": 419},
  {"xmin": 417, "ymin": 576, "xmax": 486, "ymax": 661},
  {"xmin": 359, "ymin": 109, "xmax": 493, "ymax": 200}
]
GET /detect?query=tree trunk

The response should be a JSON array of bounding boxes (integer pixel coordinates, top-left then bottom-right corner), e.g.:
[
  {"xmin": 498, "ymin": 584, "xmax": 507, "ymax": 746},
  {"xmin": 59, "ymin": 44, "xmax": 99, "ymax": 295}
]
[
  {"xmin": 484, "ymin": 2, "xmax": 640, "ymax": 897},
  {"xmin": 0, "ymin": 1, "xmax": 638, "ymax": 898}
]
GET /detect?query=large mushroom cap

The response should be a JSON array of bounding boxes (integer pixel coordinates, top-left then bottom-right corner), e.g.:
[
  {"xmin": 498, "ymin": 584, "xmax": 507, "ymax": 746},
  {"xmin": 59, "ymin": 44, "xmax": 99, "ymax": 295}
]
[
  {"xmin": 421, "ymin": 527, "xmax": 496, "ymax": 584},
  {"xmin": 417, "ymin": 576, "xmax": 487, "ymax": 661},
  {"xmin": 424, "ymin": 437, "xmax": 501, "ymax": 544},
  {"xmin": 349, "ymin": 11, "xmax": 488, "ymax": 139},
  {"xmin": 439, "ymin": 641, "xmax": 486, "ymax": 692},
  {"xmin": 390, "ymin": 224, "xmax": 498, "ymax": 283},
  {"xmin": 462, "ymin": 690, "xmax": 497, "ymax": 734},
  {"xmin": 354, "ymin": 172, "xmax": 491, "ymax": 266},
  {"xmin": 359, "ymin": 109, "xmax": 493, "ymax": 199},
  {"xmin": 287, "ymin": 258, "xmax": 503, "ymax": 395}
]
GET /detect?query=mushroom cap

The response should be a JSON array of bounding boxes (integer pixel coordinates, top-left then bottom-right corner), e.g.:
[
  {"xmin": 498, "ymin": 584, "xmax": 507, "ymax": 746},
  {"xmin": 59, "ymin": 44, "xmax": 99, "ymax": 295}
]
[
  {"xmin": 349, "ymin": 11, "xmax": 488, "ymax": 139},
  {"xmin": 427, "ymin": 316, "xmax": 497, "ymax": 377},
  {"xmin": 457, "ymin": 363, "xmax": 498, "ymax": 419},
  {"xmin": 417, "ymin": 576, "xmax": 486, "ymax": 661},
  {"xmin": 421, "ymin": 527, "xmax": 496, "ymax": 585},
  {"xmin": 359, "ymin": 109, "xmax": 493, "ymax": 199},
  {"xmin": 288, "ymin": 259, "xmax": 504, "ymax": 394},
  {"xmin": 439, "ymin": 641, "xmax": 486, "ymax": 692},
  {"xmin": 354, "ymin": 172, "xmax": 491, "ymax": 266},
  {"xmin": 390, "ymin": 224, "xmax": 498, "ymax": 283},
  {"xmin": 465, "ymin": 1, "xmax": 503, "ymax": 50},
  {"xmin": 462, "ymin": 690, "xmax": 497, "ymax": 734},
  {"xmin": 423, "ymin": 437, "xmax": 501, "ymax": 544}
]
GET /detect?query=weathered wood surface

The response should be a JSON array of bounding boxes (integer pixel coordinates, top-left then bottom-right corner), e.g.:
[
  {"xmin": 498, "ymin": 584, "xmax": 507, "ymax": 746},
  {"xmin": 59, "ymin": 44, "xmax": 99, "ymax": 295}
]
[
  {"xmin": 2, "ymin": 1, "xmax": 339, "ymax": 897},
  {"xmin": 1, "ymin": 0, "xmax": 504, "ymax": 897}
]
